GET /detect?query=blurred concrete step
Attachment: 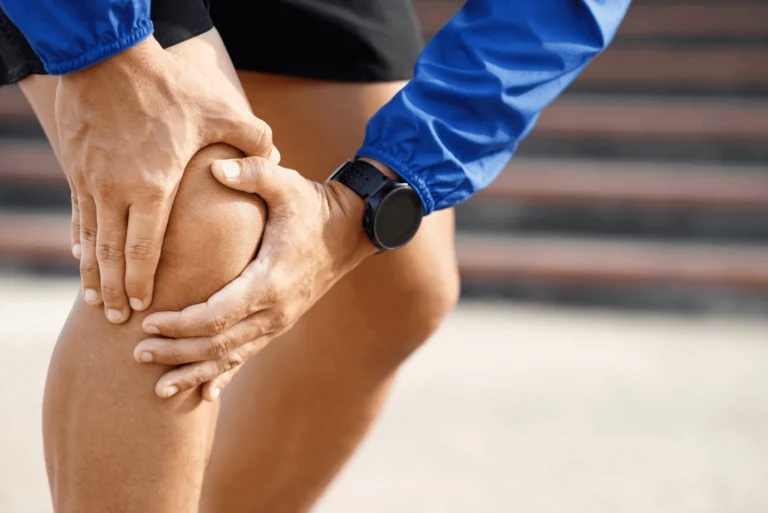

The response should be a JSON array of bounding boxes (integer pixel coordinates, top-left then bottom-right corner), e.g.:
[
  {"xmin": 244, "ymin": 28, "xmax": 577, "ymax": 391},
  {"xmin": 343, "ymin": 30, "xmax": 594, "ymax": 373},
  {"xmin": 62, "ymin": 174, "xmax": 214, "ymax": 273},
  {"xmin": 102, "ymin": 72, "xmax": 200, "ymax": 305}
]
[
  {"xmin": 459, "ymin": 159, "xmax": 768, "ymax": 242},
  {"xmin": 535, "ymin": 96, "xmax": 768, "ymax": 143},
  {"xmin": 0, "ymin": 140, "xmax": 59, "ymax": 184},
  {"xmin": 0, "ymin": 212, "xmax": 71, "ymax": 262},
  {"xmin": 456, "ymin": 201, "xmax": 768, "ymax": 244},
  {"xmin": 0, "ymin": 86, "xmax": 31, "ymax": 124},
  {"xmin": 456, "ymin": 234, "xmax": 768, "ymax": 291},
  {"xmin": 479, "ymin": 159, "xmax": 768, "ymax": 208},
  {"xmin": 3, "ymin": 212, "xmax": 768, "ymax": 293},
  {"xmin": 577, "ymin": 47, "xmax": 768, "ymax": 92}
]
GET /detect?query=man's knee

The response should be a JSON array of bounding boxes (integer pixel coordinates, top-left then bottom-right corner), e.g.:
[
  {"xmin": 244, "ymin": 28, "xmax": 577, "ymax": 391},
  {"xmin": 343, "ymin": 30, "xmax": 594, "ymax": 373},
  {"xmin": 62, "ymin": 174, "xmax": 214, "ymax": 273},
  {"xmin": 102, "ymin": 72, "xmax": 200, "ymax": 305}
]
[
  {"xmin": 150, "ymin": 143, "xmax": 266, "ymax": 312},
  {"xmin": 397, "ymin": 268, "xmax": 460, "ymax": 346},
  {"xmin": 354, "ymin": 255, "xmax": 460, "ymax": 366}
]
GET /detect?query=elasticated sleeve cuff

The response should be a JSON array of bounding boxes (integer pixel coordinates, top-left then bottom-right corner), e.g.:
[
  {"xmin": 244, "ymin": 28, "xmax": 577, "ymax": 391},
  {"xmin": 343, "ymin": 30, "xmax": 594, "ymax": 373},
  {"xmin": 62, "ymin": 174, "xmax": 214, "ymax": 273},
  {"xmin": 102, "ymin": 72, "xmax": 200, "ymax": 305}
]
[{"xmin": 0, "ymin": 0, "xmax": 153, "ymax": 75}]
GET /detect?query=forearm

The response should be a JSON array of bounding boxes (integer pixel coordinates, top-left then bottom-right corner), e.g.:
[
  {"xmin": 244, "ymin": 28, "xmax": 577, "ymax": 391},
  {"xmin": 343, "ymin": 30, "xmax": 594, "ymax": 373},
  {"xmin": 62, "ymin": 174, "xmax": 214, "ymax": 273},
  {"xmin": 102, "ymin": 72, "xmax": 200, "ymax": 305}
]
[
  {"xmin": 357, "ymin": 0, "xmax": 631, "ymax": 213},
  {"xmin": 0, "ymin": 0, "xmax": 152, "ymax": 74}
]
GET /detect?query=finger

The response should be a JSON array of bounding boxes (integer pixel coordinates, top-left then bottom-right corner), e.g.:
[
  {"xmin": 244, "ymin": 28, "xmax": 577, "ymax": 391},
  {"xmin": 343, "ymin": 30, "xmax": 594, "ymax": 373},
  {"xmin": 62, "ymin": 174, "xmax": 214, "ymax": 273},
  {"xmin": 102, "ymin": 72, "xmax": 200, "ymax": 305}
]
[
  {"xmin": 154, "ymin": 350, "xmax": 246, "ymax": 399},
  {"xmin": 211, "ymin": 157, "xmax": 298, "ymax": 203},
  {"xmin": 124, "ymin": 197, "xmax": 173, "ymax": 313},
  {"xmin": 210, "ymin": 107, "xmax": 274, "ymax": 159},
  {"xmin": 142, "ymin": 273, "xmax": 261, "ymax": 338},
  {"xmin": 134, "ymin": 313, "xmax": 274, "ymax": 365},
  {"xmin": 95, "ymin": 201, "xmax": 130, "ymax": 324},
  {"xmin": 201, "ymin": 368, "xmax": 237, "ymax": 402},
  {"xmin": 70, "ymin": 191, "xmax": 81, "ymax": 259},
  {"xmin": 78, "ymin": 195, "xmax": 102, "ymax": 306}
]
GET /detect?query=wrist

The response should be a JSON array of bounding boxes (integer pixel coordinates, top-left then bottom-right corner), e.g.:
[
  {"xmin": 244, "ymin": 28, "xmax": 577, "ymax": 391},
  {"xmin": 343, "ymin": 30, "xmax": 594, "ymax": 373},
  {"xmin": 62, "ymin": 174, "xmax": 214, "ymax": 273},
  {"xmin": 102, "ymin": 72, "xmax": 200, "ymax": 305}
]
[
  {"xmin": 327, "ymin": 157, "xmax": 422, "ymax": 254},
  {"xmin": 325, "ymin": 180, "xmax": 378, "ymax": 263}
]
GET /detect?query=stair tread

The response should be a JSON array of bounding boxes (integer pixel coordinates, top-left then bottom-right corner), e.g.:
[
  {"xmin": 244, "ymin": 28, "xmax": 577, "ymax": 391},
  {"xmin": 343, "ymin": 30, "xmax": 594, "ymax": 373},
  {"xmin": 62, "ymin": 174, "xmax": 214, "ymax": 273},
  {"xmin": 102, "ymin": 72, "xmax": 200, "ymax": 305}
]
[
  {"xmin": 480, "ymin": 159, "xmax": 768, "ymax": 207},
  {"xmin": 580, "ymin": 47, "xmax": 768, "ymax": 88},
  {"xmin": 456, "ymin": 234, "xmax": 768, "ymax": 289},
  {"xmin": 537, "ymin": 96, "xmax": 768, "ymax": 141},
  {"xmin": 0, "ymin": 87, "xmax": 32, "ymax": 121}
]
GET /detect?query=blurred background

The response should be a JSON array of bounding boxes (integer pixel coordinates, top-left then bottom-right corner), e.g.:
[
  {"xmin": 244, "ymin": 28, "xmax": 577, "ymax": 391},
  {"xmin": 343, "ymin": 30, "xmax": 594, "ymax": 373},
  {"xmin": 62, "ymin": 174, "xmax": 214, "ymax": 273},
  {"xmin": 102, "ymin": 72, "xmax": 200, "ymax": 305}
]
[{"xmin": 2, "ymin": 1, "xmax": 768, "ymax": 512}]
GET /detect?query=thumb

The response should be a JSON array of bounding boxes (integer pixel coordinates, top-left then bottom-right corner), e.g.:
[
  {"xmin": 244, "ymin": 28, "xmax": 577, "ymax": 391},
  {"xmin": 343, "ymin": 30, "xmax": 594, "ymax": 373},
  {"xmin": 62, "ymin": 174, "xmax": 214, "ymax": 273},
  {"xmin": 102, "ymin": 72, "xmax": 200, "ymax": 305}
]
[
  {"xmin": 210, "ymin": 107, "xmax": 281, "ymax": 162},
  {"xmin": 211, "ymin": 157, "xmax": 295, "ymax": 202}
]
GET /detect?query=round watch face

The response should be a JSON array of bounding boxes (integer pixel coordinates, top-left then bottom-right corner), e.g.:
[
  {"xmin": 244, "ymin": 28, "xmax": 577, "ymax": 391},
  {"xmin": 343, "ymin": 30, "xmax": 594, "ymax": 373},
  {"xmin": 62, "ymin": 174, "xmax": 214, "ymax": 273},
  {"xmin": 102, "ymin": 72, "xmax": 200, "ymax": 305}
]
[{"xmin": 373, "ymin": 187, "xmax": 424, "ymax": 250}]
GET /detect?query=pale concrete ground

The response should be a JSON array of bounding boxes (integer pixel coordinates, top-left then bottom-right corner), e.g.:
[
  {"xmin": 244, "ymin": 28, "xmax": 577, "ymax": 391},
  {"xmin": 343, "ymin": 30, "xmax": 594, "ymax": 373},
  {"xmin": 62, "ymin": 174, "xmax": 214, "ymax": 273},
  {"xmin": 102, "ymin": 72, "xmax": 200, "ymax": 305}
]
[{"xmin": 1, "ymin": 274, "xmax": 768, "ymax": 513}]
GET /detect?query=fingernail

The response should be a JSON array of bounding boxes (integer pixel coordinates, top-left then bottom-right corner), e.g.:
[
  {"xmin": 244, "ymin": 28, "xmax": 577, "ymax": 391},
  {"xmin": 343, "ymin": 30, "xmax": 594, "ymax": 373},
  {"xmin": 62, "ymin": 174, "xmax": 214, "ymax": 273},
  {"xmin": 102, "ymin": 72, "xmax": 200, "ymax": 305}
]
[
  {"xmin": 107, "ymin": 308, "xmax": 123, "ymax": 322},
  {"xmin": 84, "ymin": 288, "xmax": 100, "ymax": 303},
  {"xmin": 211, "ymin": 387, "xmax": 221, "ymax": 400},
  {"xmin": 218, "ymin": 160, "xmax": 240, "ymax": 180},
  {"xmin": 140, "ymin": 351, "xmax": 153, "ymax": 363},
  {"xmin": 269, "ymin": 146, "xmax": 281, "ymax": 164},
  {"xmin": 129, "ymin": 297, "xmax": 144, "ymax": 311},
  {"xmin": 72, "ymin": 243, "xmax": 81, "ymax": 259},
  {"xmin": 144, "ymin": 324, "xmax": 160, "ymax": 335},
  {"xmin": 166, "ymin": 385, "xmax": 179, "ymax": 398}
]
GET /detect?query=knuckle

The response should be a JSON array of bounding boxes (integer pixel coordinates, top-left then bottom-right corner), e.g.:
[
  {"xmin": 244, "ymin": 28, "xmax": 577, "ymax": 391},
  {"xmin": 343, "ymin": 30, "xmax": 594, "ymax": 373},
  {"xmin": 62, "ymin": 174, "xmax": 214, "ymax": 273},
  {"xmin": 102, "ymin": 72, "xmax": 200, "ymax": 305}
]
[
  {"xmin": 189, "ymin": 372, "xmax": 208, "ymax": 388},
  {"xmin": 80, "ymin": 259, "xmax": 98, "ymax": 275},
  {"xmin": 244, "ymin": 294, "xmax": 261, "ymax": 316},
  {"xmin": 265, "ymin": 279, "xmax": 289, "ymax": 307},
  {"xmin": 169, "ymin": 350, "xmax": 184, "ymax": 366},
  {"xmin": 95, "ymin": 177, "xmax": 117, "ymax": 199},
  {"xmin": 257, "ymin": 122, "xmax": 273, "ymax": 149},
  {"xmin": 270, "ymin": 309, "xmax": 291, "ymax": 330},
  {"xmin": 125, "ymin": 238, "xmax": 156, "ymax": 261},
  {"xmin": 206, "ymin": 315, "xmax": 230, "ymax": 335},
  {"xmin": 207, "ymin": 335, "xmax": 232, "ymax": 360},
  {"xmin": 97, "ymin": 242, "xmax": 125, "ymax": 264},
  {"xmin": 223, "ymin": 351, "xmax": 244, "ymax": 371},
  {"xmin": 100, "ymin": 284, "xmax": 123, "ymax": 302},
  {"xmin": 263, "ymin": 281, "xmax": 281, "ymax": 305},
  {"xmin": 81, "ymin": 225, "xmax": 97, "ymax": 243},
  {"xmin": 140, "ymin": 181, "xmax": 171, "ymax": 201}
]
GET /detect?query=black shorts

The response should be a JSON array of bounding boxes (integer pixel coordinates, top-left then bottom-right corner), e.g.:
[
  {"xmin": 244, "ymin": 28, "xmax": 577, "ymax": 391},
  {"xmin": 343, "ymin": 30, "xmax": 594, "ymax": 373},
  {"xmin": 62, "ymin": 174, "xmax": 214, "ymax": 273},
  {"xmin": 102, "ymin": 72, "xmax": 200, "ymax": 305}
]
[{"xmin": 0, "ymin": 0, "xmax": 423, "ymax": 86}]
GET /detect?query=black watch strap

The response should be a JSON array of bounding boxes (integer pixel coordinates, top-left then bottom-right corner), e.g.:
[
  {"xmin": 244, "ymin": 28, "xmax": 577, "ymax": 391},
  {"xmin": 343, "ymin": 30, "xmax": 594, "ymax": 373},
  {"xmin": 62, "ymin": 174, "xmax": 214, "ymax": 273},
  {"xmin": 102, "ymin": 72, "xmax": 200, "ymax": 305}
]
[{"xmin": 331, "ymin": 160, "xmax": 391, "ymax": 199}]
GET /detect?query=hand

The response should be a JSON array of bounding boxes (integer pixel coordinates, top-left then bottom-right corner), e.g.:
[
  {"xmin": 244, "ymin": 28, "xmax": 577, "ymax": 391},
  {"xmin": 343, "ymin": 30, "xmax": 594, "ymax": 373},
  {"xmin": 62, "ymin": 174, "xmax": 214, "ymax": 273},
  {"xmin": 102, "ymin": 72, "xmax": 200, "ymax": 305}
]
[
  {"xmin": 58, "ymin": 36, "xmax": 277, "ymax": 323},
  {"xmin": 134, "ymin": 156, "xmax": 377, "ymax": 400}
]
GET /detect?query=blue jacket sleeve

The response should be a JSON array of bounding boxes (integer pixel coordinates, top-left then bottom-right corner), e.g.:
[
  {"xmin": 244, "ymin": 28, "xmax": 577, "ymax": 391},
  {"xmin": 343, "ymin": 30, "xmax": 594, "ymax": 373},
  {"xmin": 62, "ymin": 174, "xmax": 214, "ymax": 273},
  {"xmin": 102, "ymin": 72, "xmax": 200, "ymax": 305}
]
[
  {"xmin": 356, "ymin": 0, "xmax": 631, "ymax": 215},
  {"xmin": 0, "ymin": 0, "xmax": 153, "ymax": 75}
]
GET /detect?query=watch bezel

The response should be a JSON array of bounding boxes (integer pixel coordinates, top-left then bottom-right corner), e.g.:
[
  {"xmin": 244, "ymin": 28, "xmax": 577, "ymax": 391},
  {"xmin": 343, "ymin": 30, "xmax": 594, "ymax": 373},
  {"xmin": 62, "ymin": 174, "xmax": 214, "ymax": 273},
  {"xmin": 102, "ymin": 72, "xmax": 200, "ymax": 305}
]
[{"xmin": 367, "ymin": 184, "xmax": 424, "ymax": 251}]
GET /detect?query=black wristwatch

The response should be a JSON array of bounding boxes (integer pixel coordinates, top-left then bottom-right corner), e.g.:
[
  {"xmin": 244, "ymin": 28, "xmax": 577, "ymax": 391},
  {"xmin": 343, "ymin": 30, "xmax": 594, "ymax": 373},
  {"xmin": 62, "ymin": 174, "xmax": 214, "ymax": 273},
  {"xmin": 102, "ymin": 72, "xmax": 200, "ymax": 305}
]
[{"xmin": 327, "ymin": 160, "xmax": 424, "ymax": 251}]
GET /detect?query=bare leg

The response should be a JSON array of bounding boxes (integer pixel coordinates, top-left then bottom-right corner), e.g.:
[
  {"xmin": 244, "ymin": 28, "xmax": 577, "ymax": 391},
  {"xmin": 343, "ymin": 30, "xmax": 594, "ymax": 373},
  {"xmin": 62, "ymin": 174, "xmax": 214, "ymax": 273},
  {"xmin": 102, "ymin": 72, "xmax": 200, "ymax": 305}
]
[
  {"xmin": 200, "ymin": 74, "xmax": 460, "ymax": 513},
  {"xmin": 21, "ymin": 30, "xmax": 266, "ymax": 512}
]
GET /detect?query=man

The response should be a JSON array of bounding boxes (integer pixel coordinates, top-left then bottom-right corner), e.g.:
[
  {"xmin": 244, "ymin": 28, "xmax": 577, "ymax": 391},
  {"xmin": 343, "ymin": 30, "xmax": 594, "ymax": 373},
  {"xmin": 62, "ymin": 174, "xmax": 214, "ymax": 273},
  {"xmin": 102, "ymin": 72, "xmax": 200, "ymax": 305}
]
[{"xmin": 0, "ymin": 0, "xmax": 630, "ymax": 511}]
